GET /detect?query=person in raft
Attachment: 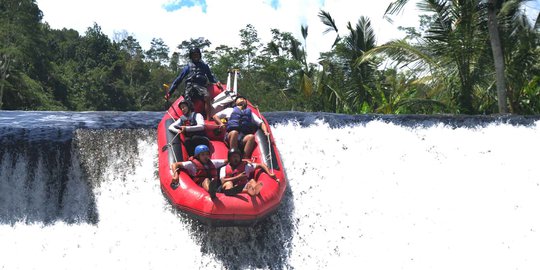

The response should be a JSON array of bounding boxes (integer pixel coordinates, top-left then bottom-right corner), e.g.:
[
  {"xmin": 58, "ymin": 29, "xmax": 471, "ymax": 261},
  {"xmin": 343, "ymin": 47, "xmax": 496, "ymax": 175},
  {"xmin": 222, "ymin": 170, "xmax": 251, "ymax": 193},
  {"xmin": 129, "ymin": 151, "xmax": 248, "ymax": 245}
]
[
  {"xmin": 170, "ymin": 145, "xmax": 224, "ymax": 198},
  {"xmin": 212, "ymin": 95, "xmax": 268, "ymax": 159},
  {"xmin": 165, "ymin": 47, "xmax": 222, "ymax": 120},
  {"xmin": 219, "ymin": 148, "xmax": 279, "ymax": 196},
  {"xmin": 168, "ymin": 99, "xmax": 209, "ymax": 157}
]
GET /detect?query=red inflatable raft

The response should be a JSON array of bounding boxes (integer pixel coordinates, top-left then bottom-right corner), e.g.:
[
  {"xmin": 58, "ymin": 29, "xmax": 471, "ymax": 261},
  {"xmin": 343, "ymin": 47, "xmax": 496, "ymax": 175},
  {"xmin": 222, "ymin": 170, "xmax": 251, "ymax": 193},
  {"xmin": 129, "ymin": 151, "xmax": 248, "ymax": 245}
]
[{"xmin": 157, "ymin": 84, "xmax": 287, "ymax": 226}]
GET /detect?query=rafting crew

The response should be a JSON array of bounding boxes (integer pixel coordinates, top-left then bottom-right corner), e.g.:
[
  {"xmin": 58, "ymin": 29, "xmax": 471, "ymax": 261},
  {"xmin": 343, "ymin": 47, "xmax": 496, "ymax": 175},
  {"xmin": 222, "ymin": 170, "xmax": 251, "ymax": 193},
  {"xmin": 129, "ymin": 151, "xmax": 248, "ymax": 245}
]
[{"xmin": 168, "ymin": 78, "xmax": 278, "ymax": 197}]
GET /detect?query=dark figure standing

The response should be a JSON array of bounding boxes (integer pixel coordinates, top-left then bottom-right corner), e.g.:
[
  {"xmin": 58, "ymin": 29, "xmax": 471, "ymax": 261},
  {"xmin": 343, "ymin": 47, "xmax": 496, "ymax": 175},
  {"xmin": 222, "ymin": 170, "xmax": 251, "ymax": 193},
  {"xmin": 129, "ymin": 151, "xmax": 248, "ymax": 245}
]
[{"xmin": 165, "ymin": 47, "xmax": 221, "ymax": 120}]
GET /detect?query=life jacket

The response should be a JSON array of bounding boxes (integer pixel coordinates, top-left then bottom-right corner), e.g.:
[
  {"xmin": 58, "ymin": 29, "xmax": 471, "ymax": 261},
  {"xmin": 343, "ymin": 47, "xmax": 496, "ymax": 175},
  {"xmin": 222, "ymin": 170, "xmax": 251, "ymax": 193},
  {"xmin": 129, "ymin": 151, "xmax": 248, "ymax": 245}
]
[
  {"xmin": 189, "ymin": 157, "xmax": 218, "ymax": 185},
  {"xmin": 224, "ymin": 161, "xmax": 249, "ymax": 186},
  {"xmin": 178, "ymin": 112, "xmax": 204, "ymax": 137},
  {"xmin": 186, "ymin": 62, "xmax": 209, "ymax": 86},
  {"xmin": 227, "ymin": 107, "xmax": 257, "ymax": 134}
]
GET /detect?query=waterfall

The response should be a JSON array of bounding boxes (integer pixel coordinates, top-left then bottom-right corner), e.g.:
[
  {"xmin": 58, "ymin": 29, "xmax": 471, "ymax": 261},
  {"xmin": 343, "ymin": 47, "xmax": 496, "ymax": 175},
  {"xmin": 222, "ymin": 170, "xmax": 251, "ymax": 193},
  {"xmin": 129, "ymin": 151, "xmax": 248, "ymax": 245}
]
[{"xmin": 1, "ymin": 111, "xmax": 540, "ymax": 269}]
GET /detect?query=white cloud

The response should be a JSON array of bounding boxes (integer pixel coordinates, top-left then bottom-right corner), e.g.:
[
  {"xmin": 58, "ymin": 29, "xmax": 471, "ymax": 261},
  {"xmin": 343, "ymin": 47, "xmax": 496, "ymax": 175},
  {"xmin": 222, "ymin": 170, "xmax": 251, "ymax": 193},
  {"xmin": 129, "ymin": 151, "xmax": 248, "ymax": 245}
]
[{"xmin": 37, "ymin": 0, "xmax": 422, "ymax": 64}]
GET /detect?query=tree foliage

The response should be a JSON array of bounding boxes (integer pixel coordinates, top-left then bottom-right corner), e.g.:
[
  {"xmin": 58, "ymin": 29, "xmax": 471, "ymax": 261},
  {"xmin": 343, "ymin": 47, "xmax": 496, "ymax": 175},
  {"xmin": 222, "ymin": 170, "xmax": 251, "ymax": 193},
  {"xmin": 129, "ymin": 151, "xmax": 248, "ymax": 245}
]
[{"xmin": 0, "ymin": 1, "xmax": 538, "ymax": 115}]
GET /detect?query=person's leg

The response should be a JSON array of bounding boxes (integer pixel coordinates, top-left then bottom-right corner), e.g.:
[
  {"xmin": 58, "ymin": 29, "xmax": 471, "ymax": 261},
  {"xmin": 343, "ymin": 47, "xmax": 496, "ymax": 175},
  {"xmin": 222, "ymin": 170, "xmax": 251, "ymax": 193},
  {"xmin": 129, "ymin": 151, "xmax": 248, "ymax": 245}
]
[
  {"xmin": 242, "ymin": 134, "xmax": 256, "ymax": 159},
  {"xmin": 185, "ymin": 137, "xmax": 195, "ymax": 157},
  {"xmin": 228, "ymin": 130, "xmax": 239, "ymax": 150},
  {"xmin": 201, "ymin": 178, "xmax": 211, "ymax": 191},
  {"xmin": 245, "ymin": 179, "xmax": 263, "ymax": 196},
  {"xmin": 191, "ymin": 135, "xmax": 209, "ymax": 147},
  {"xmin": 204, "ymin": 95, "xmax": 212, "ymax": 120},
  {"xmin": 184, "ymin": 85, "xmax": 194, "ymax": 102},
  {"xmin": 223, "ymin": 184, "xmax": 244, "ymax": 196},
  {"xmin": 201, "ymin": 178, "xmax": 218, "ymax": 198},
  {"xmin": 221, "ymin": 181, "xmax": 234, "ymax": 190}
]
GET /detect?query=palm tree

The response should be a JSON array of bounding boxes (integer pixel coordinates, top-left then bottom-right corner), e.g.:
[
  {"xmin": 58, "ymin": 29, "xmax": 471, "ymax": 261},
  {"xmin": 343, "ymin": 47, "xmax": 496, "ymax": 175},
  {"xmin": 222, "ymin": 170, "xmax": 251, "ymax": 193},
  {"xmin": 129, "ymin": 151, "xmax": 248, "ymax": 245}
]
[
  {"xmin": 318, "ymin": 10, "xmax": 379, "ymax": 112},
  {"xmin": 376, "ymin": 1, "xmax": 491, "ymax": 114},
  {"xmin": 496, "ymin": 1, "xmax": 540, "ymax": 113},
  {"xmin": 385, "ymin": 0, "xmax": 538, "ymax": 113},
  {"xmin": 486, "ymin": 0, "xmax": 508, "ymax": 113},
  {"xmin": 385, "ymin": 0, "xmax": 536, "ymax": 114}
]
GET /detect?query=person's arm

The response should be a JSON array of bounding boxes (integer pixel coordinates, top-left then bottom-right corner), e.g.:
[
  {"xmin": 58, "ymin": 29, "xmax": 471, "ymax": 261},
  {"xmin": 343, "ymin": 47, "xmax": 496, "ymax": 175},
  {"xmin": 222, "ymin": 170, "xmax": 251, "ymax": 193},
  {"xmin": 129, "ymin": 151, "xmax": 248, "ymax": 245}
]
[
  {"xmin": 168, "ymin": 65, "xmax": 190, "ymax": 95},
  {"xmin": 203, "ymin": 63, "xmax": 218, "ymax": 84},
  {"xmin": 252, "ymin": 113, "xmax": 268, "ymax": 135},
  {"xmin": 222, "ymin": 172, "xmax": 247, "ymax": 183},
  {"xmin": 216, "ymin": 160, "xmax": 246, "ymax": 183},
  {"xmin": 171, "ymin": 161, "xmax": 186, "ymax": 182},
  {"xmin": 184, "ymin": 112, "xmax": 205, "ymax": 133},
  {"xmin": 212, "ymin": 159, "xmax": 227, "ymax": 168},
  {"xmin": 213, "ymin": 108, "xmax": 232, "ymax": 129},
  {"xmin": 168, "ymin": 118, "xmax": 183, "ymax": 133},
  {"xmin": 212, "ymin": 114, "xmax": 222, "ymax": 126}
]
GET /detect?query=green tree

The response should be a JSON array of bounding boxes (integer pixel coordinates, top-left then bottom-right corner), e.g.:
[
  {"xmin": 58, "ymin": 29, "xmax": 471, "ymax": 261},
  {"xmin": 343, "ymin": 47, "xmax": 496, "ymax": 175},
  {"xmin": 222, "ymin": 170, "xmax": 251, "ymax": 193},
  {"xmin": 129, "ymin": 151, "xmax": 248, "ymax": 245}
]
[
  {"xmin": 252, "ymin": 29, "xmax": 306, "ymax": 111},
  {"xmin": 384, "ymin": 0, "xmax": 537, "ymax": 114},
  {"xmin": 318, "ymin": 11, "xmax": 379, "ymax": 113},
  {"xmin": 146, "ymin": 38, "xmax": 170, "ymax": 65},
  {"xmin": 0, "ymin": 0, "xmax": 59, "ymax": 110},
  {"xmin": 239, "ymin": 24, "xmax": 261, "ymax": 72},
  {"xmin": 374, "ymin": 0, "xmax": 494, "ymax": 114},
  {"xmin": 42, "ymin": 26, "xmax": 81, "ymax": 109}
]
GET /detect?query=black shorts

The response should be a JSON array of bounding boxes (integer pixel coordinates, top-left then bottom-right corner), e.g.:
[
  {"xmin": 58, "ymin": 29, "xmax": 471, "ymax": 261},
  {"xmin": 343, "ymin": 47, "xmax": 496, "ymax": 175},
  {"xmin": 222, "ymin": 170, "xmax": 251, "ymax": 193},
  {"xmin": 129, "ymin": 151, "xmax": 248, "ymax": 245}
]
[{"xmin": 185, "ymin": 84, "xmax": 208, "ymax": 101}]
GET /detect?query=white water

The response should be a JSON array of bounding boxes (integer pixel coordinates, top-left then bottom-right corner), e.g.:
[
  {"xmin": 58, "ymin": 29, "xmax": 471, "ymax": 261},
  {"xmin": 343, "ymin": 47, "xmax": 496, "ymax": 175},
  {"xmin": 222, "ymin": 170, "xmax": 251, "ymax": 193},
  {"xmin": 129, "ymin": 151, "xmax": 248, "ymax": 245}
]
[{"xmin": 1, "ymin": 120, "xmax": 540, "ymax": 269}]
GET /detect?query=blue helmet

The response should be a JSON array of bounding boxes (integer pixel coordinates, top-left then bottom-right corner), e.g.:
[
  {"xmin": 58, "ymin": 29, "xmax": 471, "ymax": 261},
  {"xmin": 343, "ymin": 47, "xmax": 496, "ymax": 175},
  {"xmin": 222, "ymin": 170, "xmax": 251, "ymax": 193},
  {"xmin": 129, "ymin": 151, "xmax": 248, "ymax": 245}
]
[{"xmin": 194, "ymin": 145, "xmax": 210, "ymax": 156}]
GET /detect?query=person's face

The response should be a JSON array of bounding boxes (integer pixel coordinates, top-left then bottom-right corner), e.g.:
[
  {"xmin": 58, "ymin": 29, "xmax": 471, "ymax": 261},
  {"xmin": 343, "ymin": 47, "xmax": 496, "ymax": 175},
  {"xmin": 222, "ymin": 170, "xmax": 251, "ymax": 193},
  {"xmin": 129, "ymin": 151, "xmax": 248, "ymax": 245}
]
[
  {"xmin": 180, "ymin": 103, "xmax": 190, "ymax": 114},
  {"xmin": 197, "ymin": 151, "xmax": 210, "ymax": 163},
  {"xmin": 229, "ymin": 153, "xmax": 242, "ymax": 166},
  {"xmin": 235, "ymin": 97, "xmax": 246, "ymax": 108},
  {"xmin": 191, "ymin": 53, "xmax": 201, "ymax": 62}
]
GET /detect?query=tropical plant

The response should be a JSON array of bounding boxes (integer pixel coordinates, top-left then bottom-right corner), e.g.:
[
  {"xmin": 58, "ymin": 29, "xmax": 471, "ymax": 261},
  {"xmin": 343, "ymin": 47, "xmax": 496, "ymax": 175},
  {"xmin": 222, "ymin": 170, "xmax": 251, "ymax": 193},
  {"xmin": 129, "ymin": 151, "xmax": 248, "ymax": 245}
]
[
  {"xmin": 372, "ymin": 0, "xmax": 497, "ymax": 114},
  {"xmin": 318, "ymin": 10, "xmax": 379, "ymax": 113},
  {"xmin": 384, "ymin": 0, "xmax": 538, "ymax": 114}
]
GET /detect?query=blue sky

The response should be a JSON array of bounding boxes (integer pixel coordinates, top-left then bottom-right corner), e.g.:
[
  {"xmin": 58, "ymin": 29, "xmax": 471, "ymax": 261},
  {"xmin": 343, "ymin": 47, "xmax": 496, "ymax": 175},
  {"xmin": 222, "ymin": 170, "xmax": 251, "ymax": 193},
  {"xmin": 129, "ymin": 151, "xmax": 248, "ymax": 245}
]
[
  {"xmin": 162, "ymin": 0, "xmax": 312, "ymax": 13},
  {"xmin": 163, "ymin": 0, "xmax": 208, "ymax": 13}
]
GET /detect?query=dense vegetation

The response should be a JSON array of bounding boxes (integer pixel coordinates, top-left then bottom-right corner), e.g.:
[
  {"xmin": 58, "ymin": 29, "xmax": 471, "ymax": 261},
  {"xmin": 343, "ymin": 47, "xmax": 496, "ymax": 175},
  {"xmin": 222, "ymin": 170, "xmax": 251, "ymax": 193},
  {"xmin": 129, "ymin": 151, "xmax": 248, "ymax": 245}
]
[{"xmin": 1, "ymin": 0, "xmax": 539, "ymax": 114}]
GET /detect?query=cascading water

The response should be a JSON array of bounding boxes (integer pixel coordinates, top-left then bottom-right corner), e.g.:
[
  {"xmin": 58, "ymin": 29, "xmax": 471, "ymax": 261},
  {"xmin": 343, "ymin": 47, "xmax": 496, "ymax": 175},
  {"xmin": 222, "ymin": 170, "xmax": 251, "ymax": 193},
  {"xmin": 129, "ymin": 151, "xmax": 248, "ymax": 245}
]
[{"xmin": 1, "ymin": 111, "xmax": 540, "ymax": 269}]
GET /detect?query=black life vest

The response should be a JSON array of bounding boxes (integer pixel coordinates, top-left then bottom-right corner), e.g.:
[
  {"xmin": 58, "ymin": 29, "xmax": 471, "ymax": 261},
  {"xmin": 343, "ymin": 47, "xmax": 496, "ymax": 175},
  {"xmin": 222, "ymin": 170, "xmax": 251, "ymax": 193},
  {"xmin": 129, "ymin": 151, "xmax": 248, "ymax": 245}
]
[
  {"xmin": 178, "ymin": 112, "xmax": 204, "ymax": 137},
  {"xmin": 186, "ymin": 62, "xmax": 208, "ymax": 86},
  {"xmin": 227, "ymin": 107, "xmax": 257, "ymax": 134},
  {"xmin": 189, "ymin": 157, "xmax": 218, "ymax": 185}
]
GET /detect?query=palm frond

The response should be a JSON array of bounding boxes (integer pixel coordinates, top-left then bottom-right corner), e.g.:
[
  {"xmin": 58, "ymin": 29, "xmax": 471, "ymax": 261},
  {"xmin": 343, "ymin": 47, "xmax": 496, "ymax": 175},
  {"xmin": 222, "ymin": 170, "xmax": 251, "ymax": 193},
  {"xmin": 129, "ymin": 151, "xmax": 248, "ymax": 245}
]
[
  {"xmin": 384, "ymin": 0, "xmax": 410, "ymax": 16},
  {"xmin": 301, "ymin": 25, "xmax": 308, "ymax": 41},
  {"xmin": 318, "ymin": 10, "xmax": 339, "ymax": 34},
  {"xmin": 289, "ymin": 39, "xmax": 302, "ymax": 62},
  {"xmin": 267, "ymin": 41, "xmax": 280, "ymax": 56},
  {"xmin": 300, "ymin": 72, "xmax": 313, "ymax": 96},
  {"xmin": 358, "ymin": 39, "xmax": 440, "ymax": 71},
  {"xmin": 318, "ymin": 9, "xmax": 341, "ymax": 48}
]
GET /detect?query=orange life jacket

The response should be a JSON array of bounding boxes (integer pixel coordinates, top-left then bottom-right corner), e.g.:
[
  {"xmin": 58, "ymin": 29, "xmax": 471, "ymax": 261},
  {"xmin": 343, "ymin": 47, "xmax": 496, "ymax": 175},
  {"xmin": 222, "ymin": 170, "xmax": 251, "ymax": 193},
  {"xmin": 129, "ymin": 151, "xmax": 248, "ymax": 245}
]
[
  {"xmin": 189, "ymin": 157, "xmax": 218, "ymax": 185},
  {"xmin": 224, "ymin": 161, "xmax": 249, "ymax": 186}
]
